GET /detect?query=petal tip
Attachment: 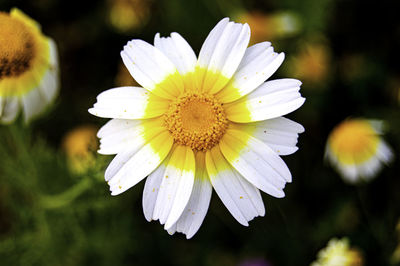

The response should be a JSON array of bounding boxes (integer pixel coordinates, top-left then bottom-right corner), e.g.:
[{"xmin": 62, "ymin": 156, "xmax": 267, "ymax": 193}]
[
  {"xmin": 88, "ymin": 108, "xmax": 96, "ymax": 116},
  {"xmin": 275, "ymin": 190, "xmax": 285, "ymax": 198}
]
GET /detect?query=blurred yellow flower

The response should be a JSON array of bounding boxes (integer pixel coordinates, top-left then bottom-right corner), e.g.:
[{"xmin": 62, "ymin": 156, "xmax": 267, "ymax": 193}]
[
  {"xmin": 325, "ymin": 118, "xmax": 393, "ymax": 183},
  {"xmin": 62, "ymin": 125, "xmax": 99, "ymax": 174},
  {"xmin": 108, "ymin": 0, "xmax": 152, "ymax": 33},
  {"xmin": 311, "ymin": 238, "xmax": 363, "ymax": 266},
  {"xmin": 235, "ymin": 10, "xmax": 302, "ymax": 44},
  {"xmin": 0, "ymin": 8, "xmax": 59, "ymax": 123},
  {"xmin": 289, "ymin": 41, "xmax": 330, "ymax": 85}
]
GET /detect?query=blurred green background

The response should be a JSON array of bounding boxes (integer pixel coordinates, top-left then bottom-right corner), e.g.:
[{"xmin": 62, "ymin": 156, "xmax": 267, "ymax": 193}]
[{"xmin": 0, "ymin": 0, "xmax": 400, "ymax": 265}]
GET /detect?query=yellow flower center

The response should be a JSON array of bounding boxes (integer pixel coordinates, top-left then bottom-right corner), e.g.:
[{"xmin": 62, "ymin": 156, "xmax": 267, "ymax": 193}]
[
  {"xmin": 164, "ymin": 92, "xmax": 228, "ymax": 151},
  {"xmin": 0, "ymin": 12, "xmax": 35, "ymax": 79},
  {"xmin": 329, "ymin": 119, "xmax": 379, "ymax": 164}
]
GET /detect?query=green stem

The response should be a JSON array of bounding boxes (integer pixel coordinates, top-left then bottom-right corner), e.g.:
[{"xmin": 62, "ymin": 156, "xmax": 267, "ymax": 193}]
[
  {"xmin": 356, "ymin": 187, "xmax": 385, "ymax": 246},
  {"xmin": 8, "ymin": 124, "xmax": 37, "ymax": 172},
  {"xmin": 39, "ymin": 178, "xmax": 92, "ymax": 209}
]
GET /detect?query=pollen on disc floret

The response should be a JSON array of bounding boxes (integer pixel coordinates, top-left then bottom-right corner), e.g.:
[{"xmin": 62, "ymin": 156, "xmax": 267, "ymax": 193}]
[
  {"xmin": 0, "ymin": 12, "xmax": 36, "ymax": 79},
  {"xmin": 164, "ymin": 92, "xmax": 228, "ymax": 151}
]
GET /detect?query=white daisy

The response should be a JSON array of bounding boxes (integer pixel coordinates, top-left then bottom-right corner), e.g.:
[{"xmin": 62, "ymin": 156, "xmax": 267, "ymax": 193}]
[
  {"xmin": 311, "ymin": 238, "xmax": 363, "ymax": 266},
  {"xmin": 325, "ymin": 118, "xmax": 394, "ymax": 183},
  {"xmin": 89, "ymin": 18, "xmax": 305, "ymax": 238},
  {"xmin": 0, "ymin": 8, "xmax": 59, "ymax": 124}
]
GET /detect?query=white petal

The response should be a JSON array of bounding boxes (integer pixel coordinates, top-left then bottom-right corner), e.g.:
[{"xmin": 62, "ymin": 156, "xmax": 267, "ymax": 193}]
[
  {"xmin": 217, "ymin": 42, "xmax": 285, "ymax": 103},
  {"xmin": 357, "ymin": 141, "xmax": 393, "ymax": 181},
  {"xmin": 205, "ymin": 146, "xmax": 265, "ymax": 226},
  {"xmin": 38, "ymin": 38, "xmax": 60, "ymax": 104},
  {"xmin": 340, "ymin": 164, "xmax": 358, "ymax": 183},
  {"xmin": 105, "ymin": 142, "xmax": 143, "ymax": 181},
  {"xmin": 225, "ymin": 78, "xmax": 305, "ymax": 122},
  {"xmin": 260, "ymin": 116, "xmax": 305, "ymax": 133},
  {"xmin": 48, "ymin": 39, "xmax": 59, "ymax": 69},
  {"xmin": 325, "ymin": 144, "xmax": 362, "ymax": 183},
  {"xmin": 167, "ymin": 224, "xmax": 177, "ymax": 236},
  {"xmin": 151, "ymin": 145, "xmax": 196, "ymax": 229},
  {"xmin": 97, "ymin": 118, "xmax": 147, "ymax": 155},
  {"xmin": 357, "ymin": 156, "xmax": 382, "ymax": 181},
  {"xmin": 368, "ymin": 120, "xmax": 385, "ymax": 134},
  {"xmin": 232, "ymin": 117, "xmax": 304, "ymax": 155},
  {"xmin": 121, "ymin": 40, "xmax": 184, "ymax": 99},
  {"xmin": 174, "ymin": 177, "xmax": 212, "ymax": 238},
  {"xmin": 358, "ymin": 140, "xmax": 394, "ymax": 180},
  {"xmin": 21, "ymin": 87, "xmax": 47, "ymax": 123},
  {"xmin": 197, "ymin": 18, "xmax": 250, "ymax": 94},
  {"xmin": 108, "ymin": 131, "xmax": 173, "ymax": 195},
  {"xmin": 168, "ymin": 152, "xmax": 212, "ymax": 239},
  {"xmin": 97, "ymin": 118, "xmax": 138, "ymax": 138},
  {"xmin": 38, "ymin": 69, "xmax": 58, "ymax": 105},
  {"xmin": 88, "ymin": 86, "xmax": 169, "ymax": 119},
  {"xmin": 142, "ymin": 161, "xmax": 168, "ymax": 221},
  {"xmin": 154, "ymin": 32, "xmax": 197, "ymax": 75},
  {"xmin": 219, "ymin": 129, "xmax": 291, "ymax": 198},
  {"xmin": 197, "ymin": 18, "xmax": 229, "ymax": 70},
  {"xmin": 0, "ymin": 96, "xmax": 19, "ymax": 123},
  {"xmin": 375, "ymin": 140, "xmax": 394, "ymax": 164}
]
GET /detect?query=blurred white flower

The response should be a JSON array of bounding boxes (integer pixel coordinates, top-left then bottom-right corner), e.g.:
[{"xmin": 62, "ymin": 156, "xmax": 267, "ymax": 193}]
[
  {"xmin": 62, "ymin": 125, "xmax": 99, "ymax": 174},
  {"xmin": 0, "ymin": 8, "xmax": 59, "ymax": 123},
  {"xmin": 311, "ymin": 238, "xmax": 363, "ymax": 266},
  {"xmin": 325, "ymin": 118, "xmax": 393, "ymax": 183}
]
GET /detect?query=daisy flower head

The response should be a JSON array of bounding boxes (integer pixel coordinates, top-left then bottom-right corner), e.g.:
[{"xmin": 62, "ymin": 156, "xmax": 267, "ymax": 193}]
[
  {"xmin": 89, "ymin": 18, "xmax": 305, "ymax": 238},
  {"xmin": 311, "ymin": 238, "xmax": 363, "ymax": 266},
  {"xmin": 325, "ymin": 118, "xmax": 394, "ymax": 183},
  {"xmin": 0, "ymin": 8, "xmax": 59, "ymax": 124}
]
